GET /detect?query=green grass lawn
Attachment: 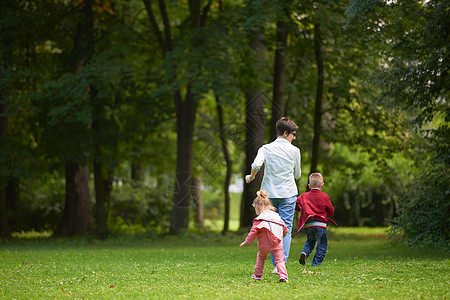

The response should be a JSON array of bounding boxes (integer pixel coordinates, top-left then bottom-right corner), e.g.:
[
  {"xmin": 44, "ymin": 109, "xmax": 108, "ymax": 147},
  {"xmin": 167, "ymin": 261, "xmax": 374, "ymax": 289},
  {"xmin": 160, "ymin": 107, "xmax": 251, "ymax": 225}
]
[{"xmin": 1, "ymin": 228, "xmax": 448, "ymax": 299}]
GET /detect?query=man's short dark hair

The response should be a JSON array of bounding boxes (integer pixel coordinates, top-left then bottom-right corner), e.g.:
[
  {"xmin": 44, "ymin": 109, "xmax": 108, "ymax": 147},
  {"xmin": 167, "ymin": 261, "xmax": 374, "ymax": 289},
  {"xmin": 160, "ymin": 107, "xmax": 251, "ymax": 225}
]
[{"xmin": 276, "ymin": 117, "xmax": 298, "ymax": 136}]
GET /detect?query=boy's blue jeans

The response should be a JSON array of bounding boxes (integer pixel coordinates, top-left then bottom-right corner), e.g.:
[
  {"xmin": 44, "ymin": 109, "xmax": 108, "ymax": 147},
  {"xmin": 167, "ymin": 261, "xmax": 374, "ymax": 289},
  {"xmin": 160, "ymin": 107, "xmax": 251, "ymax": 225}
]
[
  {"xmin": 269, "ymin": 195, "xmax": 297, "ymax": 265},
  {"xmin": 302, "ymin": 226, "xmax": 328, "ymax": 266}
]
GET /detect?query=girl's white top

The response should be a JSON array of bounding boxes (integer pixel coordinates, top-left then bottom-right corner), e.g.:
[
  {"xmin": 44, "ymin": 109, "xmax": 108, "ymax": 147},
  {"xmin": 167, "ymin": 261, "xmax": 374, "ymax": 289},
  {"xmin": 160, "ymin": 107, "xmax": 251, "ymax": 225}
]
[
  {"xmin": 251, "ymin": 138, "xmax": 301, "ymax": 198},
  {"xmin": 255, "ymin": 210, "xmax": 285, "ymax": 241}
]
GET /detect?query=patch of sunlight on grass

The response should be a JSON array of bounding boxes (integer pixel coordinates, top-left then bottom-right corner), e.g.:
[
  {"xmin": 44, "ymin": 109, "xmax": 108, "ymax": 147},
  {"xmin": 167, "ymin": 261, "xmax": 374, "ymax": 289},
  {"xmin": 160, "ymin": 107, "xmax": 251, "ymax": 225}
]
[
  {"xmin": 203, "ymin": 219, "xmax": 240, "ymax": 231},
  {"xmin": 11, "ymin": 230, "xmax": 53, "ymax": 239},
  {"xmin": 330, "ymin": 227, "xmax": 389, "ymax": 235},
  {"xmin": 328, "ymin": 227, "xmax": 390, "ymax": 239}
]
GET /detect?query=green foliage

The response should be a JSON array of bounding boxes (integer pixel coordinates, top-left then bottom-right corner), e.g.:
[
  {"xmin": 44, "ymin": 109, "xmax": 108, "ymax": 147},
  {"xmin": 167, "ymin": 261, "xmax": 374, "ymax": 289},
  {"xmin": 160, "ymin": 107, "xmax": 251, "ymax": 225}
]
[
  {"xmin": 193, "ymin": 95, "xmax": 246, "ymax": 190},
  {"xmin": 11, "ymin": 230, "xmax": 52, "ymax": 239},
  {"xmin": 391, "ymin": 125, "xmax": 450, "ymax": 248},
  {"xmin": 283, "ymin": 0, "xmax": 411, "ymax": 229},
  {"xmin": 393, "ymin": 171, "xmax": 449, "ymax": 249},
  {"xmin": 109, "ymin": 180, "xmax": 172, "ymax": 232},
  {"xmin": 31, "ymin": 48, "xmax": 136, "ymax": 163},
  {"xmin": 0, "ymin": 1, "xmax": 64, "ymax": 188},
  {"xmin": 379, "ymin": 0, "xmax": 448, "ymax": 125},
  {"xmin": 2, "ymin": 0, "xmax": 447, "ymax": 244},
  {"xmin": 13, "ymin": 172, "xmax": 65, "ymax": 232},
  {"xmin": 344, "ymin": 0, "xmax": 449, "ymax": 248},
  {"xmin": 107, "ymin": 216, "xmax": 147, "ymax": 235},
  {"xmin": 0, "ymin": 228, "xmax": 448, "ymax": 298},
  {"xmin": 323, "ymin": 144, "xmax": 414, "ymax": 227}
]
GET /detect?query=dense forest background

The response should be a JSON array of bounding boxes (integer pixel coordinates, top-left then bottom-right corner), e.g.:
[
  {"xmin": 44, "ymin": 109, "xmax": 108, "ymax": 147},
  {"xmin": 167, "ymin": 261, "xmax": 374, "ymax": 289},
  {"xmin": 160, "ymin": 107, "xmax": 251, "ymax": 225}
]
[{"xmin": 0, "ymin": 0, "xmax": 448, "ymax": 248}]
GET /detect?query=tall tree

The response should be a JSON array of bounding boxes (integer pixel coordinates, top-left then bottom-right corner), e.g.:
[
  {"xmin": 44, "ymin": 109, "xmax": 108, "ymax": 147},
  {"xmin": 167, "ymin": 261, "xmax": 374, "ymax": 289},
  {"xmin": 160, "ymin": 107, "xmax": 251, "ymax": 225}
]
[
  {"xmin": 191, "ymin": 176, "xmax": 204, "ymax": 229},
  {"xmin": 270, "ymin": 19, "xmax": 288, "ymax": 141},
  {"xmin": 0, "ymin": 0, "xmax": 49, "ymax": 237},
  {"xmin": 0, "ymin": 99, "xmax": 10, "ymax": 238},
  {"xmin": 143, "ymin": 0, "xmax": 212, "ymax": 233},
  {"xmin": 215, "ymin": 96, "xmax": 232, "ymax": 234},
  {"xmin": 0, "ymin": 21, "xmax": 11, "ymax": 237},
  {"xmin": 89, "ymin": 1, "xmax": 123, "ymax": 240},
  {"xmin": 92, "ymin": 116, "xmax": 110, "ymax": 239},
  {"xmin": 54, "ymin": 0, "xmax": 96, "ymax": 237},
  {"xmin": 309, "ymin": 22, "xmax": 324, "ymax": 177},
  {"xmin": 240, "ymin": 26, "xmax": 266, "ymax": 227}
]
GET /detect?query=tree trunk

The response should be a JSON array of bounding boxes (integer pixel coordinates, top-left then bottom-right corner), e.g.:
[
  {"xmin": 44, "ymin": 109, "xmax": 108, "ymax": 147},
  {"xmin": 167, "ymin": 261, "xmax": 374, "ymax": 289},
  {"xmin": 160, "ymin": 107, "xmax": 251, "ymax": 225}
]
[
  {"xmin": 93, "ymin": 155, "xmax": 109, "ymax": 239},
  {"xmin": 6, "ymin": 178, "xmax": 19, "ymax": 231},
  {"xmin": 170, "ymin": 90, "xmax": 198, "ymax": 233},
  {"xmin": 104, "ymin": 170, "xmax": 113, "ymax": 219},
  {"xmin": 0, "ymin": 191, "xmax": 9, "ymax": 238},
  {"xmin": 270, "ymin": 20, "xmax": 287, "ymax": 141},
  {"xmin": 130, "ymin": 147, "xmax": 142, "ymax": 184},
  {"xmin": 54, "ymin": 163, "xmax": 94, "ymax": 237},
  {"xmin": 307, "ymin": 23, "xmax": 324, "ymax": 191},
  {"xmin": 0, "ymin": 99, "xmax": 11, "ymax": 238},
  {"xmin": 216, "ymin": 96, "xmax": 232, "ymax": 235},
  {"xmin": 240, "ymin": 22, "xmax": 267, "ymax": 228},
  {"xmin": 191, "ymin": 176, "xmax": 204, "ymax": 230},
  {"xmin": 91, "ymin": 82, "xmax": 109, "ymax": 239},
  {"xmin": 131, "ymin": 161, "xmax": 143, "ymax": 183},
  {"xmin": 0, "ymin": 17, "xmax": 12, "ymax": 237},
  {"xmin": 241, "ymin": 91, "xmax": 266, "ymax": 228}
]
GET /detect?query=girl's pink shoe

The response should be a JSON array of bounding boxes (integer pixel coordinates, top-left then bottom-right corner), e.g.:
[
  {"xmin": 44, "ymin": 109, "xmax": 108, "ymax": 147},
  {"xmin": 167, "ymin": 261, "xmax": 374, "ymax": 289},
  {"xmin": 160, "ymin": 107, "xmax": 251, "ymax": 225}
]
[{"xmin": 251, "ymin": 274, "xmax": 262, "ymax": 280}]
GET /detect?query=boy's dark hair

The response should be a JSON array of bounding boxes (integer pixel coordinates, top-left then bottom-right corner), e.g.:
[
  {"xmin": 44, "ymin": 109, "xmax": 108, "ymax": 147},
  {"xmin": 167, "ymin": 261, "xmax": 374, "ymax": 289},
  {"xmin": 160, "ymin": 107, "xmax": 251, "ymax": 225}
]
[{"xmin": 276, "ymin": 117, "xmax": 298, "ymax": 136}]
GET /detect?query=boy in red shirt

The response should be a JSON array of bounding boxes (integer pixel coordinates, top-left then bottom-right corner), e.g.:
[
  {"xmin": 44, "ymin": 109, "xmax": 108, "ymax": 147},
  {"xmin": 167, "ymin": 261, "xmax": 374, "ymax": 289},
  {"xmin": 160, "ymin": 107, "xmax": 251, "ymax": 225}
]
[{"xmin": 295, "ymin": 173, "xmax": 336, "ymax": 266}]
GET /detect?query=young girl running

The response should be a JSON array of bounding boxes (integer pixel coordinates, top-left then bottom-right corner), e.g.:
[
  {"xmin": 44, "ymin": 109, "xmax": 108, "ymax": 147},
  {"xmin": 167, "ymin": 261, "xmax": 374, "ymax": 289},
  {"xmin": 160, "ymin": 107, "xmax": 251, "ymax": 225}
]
[{"xmin": 240, "ymin": 190, "xmax": 289, "ymax": 282}]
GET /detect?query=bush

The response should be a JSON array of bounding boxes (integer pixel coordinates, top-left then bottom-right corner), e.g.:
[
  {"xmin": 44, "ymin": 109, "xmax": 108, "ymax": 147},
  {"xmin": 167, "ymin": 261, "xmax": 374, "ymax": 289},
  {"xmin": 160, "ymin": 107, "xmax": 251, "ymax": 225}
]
[
  {"xmin": 109, "ymin": 180, "xmax": 172, "ymax": 232},
  {"xmin": 392, "ymin": 167, "xmax": 449, "ymax": 248},
  {"xmin": 325, "ymin": 144, "xmax": 409, "ymax": 227},
  {"xmin": 391, "ymin": 126, "xmax": 449, "ymax": 249},
  {"xmin": 15, "ymin": 173, "xmax": 65, "ymax": 232}
]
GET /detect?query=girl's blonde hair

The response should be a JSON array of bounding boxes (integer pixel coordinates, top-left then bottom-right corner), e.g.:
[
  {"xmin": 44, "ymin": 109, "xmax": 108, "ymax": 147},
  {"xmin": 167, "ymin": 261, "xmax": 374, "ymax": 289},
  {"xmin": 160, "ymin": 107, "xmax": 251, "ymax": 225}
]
[{"xmin": 252, "ymin": 190, "xmax": 276, "ymax": 213}]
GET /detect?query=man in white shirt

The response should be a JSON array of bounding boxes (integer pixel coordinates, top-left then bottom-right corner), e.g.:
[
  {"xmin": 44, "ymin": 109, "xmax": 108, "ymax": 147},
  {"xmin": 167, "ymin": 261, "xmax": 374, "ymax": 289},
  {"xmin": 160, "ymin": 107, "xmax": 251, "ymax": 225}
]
[{"xmin": 245, "ymin": 117, "xmax": 301, "ymax": 273}]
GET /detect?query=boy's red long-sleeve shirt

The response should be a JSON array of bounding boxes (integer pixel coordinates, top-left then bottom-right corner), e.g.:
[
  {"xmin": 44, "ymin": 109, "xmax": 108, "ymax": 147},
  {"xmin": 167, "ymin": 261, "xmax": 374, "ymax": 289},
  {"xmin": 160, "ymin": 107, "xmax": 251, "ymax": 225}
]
[{"xmin": 295, "ymin": 189, "xmax": 337, "ymax": 232}]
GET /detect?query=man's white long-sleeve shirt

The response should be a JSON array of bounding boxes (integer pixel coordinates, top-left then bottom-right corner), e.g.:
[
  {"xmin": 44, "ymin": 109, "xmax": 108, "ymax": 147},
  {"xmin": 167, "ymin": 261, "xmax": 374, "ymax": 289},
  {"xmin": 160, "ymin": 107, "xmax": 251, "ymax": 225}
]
[{"xmin": 251, "ymin": 138, "xmax": 301, "ymax": 198}]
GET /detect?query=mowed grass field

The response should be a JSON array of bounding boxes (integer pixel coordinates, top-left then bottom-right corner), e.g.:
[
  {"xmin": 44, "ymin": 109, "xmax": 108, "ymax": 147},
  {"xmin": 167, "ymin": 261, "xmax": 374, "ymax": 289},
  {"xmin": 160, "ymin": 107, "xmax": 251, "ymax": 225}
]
[{"xmin": 0, "ymin": 227, "xmax": 448, "ymax": 299}]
